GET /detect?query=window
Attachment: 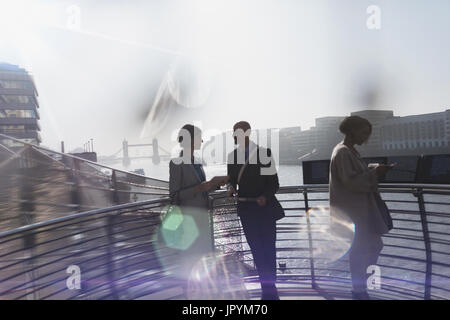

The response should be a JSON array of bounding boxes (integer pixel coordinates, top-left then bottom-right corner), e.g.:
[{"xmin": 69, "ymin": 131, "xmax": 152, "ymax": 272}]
[
  {"xmin": 3, "ymin": 109, "xmax": 35, "ymax": 118},
  {"xmin": 0, "ymin": 95, "xmax": 30, "ymax": 104},
  {"xmin": 403, "ymin": 123, "xmax": 407, "ymax": 140},
  {"xmin": 0, "ymin": 125, "xmax": 25, "ymax": 130},
  {"xmin": 433, "ymin": 120, "xmax": 439, "ymax": 139},
  {"xmin": 415, "ymin": 122, "xmax": 420, "ymax": 140},
  {"xmin": 428, "ymin": 121, "xmax": 433, "ymax": 139},
  {"xmin": 0, "ymin": 126, "xmax": 26, "ymax": 134},
  {"xmin": 0, "ymin": 80, "xmax": 32, "ymax": 90}
]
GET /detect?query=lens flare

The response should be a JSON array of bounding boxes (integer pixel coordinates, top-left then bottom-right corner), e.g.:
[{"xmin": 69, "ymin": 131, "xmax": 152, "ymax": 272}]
[
  {"xmin": 167, "ymin": 56, "xmax": 214, "ymax": 109},
  {"xmin": 159, "ymin": 205, "xmax": 199, "ymax": 250},
  {"xmin": 302, "ymin": 206, "xmax": 355, "ymax": 263},
  {"xmin": 161, "ymin": 205, "xmax": 184, "ymax": 231},
  {"xmin": 185, "ymin": 253, "xmax": 249, "ymax": 300},
  {"xmin": 153, "ymin": 206, "xmax": 211, "ymax": 281}
]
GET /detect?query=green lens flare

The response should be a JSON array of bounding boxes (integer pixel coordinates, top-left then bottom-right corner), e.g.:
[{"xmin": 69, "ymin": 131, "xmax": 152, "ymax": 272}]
[
  {"xmin": 160, "ymin": 206, "xmax": 200, "ymax": 251},
  {"xmin": 162, "ymin": 206, "xmax": 184, "ymax": 231}
]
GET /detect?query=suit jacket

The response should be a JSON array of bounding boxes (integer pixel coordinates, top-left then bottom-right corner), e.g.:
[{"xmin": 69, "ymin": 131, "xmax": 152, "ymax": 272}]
[
  {"xmin": 227, "ymin": 141, "xmax": 285, "ymax": 221},
  {"xmin": 169, "ymin": 157, "xmax": 209, "ymax": 209}
]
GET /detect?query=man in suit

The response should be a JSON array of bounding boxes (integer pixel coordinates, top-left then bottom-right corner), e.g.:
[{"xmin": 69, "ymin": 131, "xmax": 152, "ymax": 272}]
[{"xmin": 227, "ymin": 121, "xmax": 285, "ymax": 300}]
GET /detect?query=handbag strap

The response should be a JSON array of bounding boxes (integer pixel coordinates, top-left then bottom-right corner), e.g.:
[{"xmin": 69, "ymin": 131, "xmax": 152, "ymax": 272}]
[
  {"xmin": 177, "ymin": 165, "xmax": 183, "ymax": 204},
  {"xmin": 171, "ymin": 164, "xmax": 184, "ymax": 205}
]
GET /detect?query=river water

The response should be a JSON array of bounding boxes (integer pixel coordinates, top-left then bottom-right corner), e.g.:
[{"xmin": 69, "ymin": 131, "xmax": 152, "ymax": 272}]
[{"xmin": 123, "ymin": 160, "xmax": 303, "ymax": 186}]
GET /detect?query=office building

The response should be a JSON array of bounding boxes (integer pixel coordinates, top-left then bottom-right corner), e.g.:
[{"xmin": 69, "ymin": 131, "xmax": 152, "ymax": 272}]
[{"xmin": 0, "ymin": 63, "xmax": 41, "ymax": 149}]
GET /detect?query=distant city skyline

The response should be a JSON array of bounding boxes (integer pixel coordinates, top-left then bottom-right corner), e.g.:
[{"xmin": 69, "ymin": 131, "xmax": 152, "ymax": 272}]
[
  {"xmin": 1, "ymin": 0, "xmax": 450, "ymax": 155},
  {"xmin": 278, "ymin": 108, "xmax": 450, "ymax": 164}
]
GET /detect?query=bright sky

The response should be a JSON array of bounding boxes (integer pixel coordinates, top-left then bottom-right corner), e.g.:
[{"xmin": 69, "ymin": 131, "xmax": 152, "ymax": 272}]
[{"xmin": 0, "ymin": 0, "xmax": 449, "ymax": 155}]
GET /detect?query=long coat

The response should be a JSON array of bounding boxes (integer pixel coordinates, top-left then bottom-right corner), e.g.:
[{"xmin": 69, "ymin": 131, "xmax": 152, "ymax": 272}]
[
  {"xmin": 329, "ymin": 143, "xmax": 390, "ymax": 235},
  {"xmin": 165, "ymin": 157, "xmax": 212, "ymax": 280},
  {"xmin": 169, "ymin": 157, "xmax": 209, "ymax": 208}
]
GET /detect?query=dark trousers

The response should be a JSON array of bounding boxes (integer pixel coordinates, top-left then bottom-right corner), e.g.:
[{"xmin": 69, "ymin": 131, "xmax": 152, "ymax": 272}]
[
  {"xmin": 239, "ymin": 211, "xmax": 278, "ymax": 299},
  {"xmin": 349, "ymin": 225, "xmax": 384, "ymax": 292}
]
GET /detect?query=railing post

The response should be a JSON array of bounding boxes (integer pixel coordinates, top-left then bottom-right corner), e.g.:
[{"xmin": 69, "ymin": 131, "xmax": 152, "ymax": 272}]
[
  {"xmin": 18, "ymin": 168, "xmax": 39, "ymax": 299},
  {"xmin": 303, "ymin": 189, "xmax": 309, "ymax": 212},
  {"xmin": 71, "ymin": 159, "xmax": 82, "ymax": 212},
  {"xmin": 414, "ymin": 187, "xmax": 432, "ymax": 300},
  {"xmin": 105, "ymin": 214, "xmax": 120, "ymax": 299},
  {"xmin": 303, "ymin": 188, "xmax": 317, "ymax": 290},
  {"xmin": 111, "ymin": 170, "xmax": 120, "ymax": 205},
  {"xmin": 208, "ymin": 197, "xmax": 216, "ymax": 253}
]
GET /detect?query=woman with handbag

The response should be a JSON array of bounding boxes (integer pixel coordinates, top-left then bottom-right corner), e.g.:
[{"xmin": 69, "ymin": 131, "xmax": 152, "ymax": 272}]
[
  {"xmin": 164, "ymin": 124, "xmax": 228, "ymax": 290},
  {"xmin": 329, "ymin": 116, "xmax": 394, "ymax": 300}
]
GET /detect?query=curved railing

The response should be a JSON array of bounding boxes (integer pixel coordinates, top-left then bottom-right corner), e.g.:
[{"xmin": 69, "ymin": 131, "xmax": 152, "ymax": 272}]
[
  {"xmin": 211, "ymin": 184, "xmax": 450, "ymax": 300},
  {"xmin": 0, "ymin": 133, "xmax": 169, "ymax": 233},
  {"xmin": 0, "ymin": 183, "xmax": 449, "ymax": 299},
  {"xmin": 0, "ymin": 198, "xmax": 172, "ymax": 299}
]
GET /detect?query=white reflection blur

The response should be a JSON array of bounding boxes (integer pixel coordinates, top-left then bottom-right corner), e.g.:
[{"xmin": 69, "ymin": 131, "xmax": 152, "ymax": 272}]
[
  {"xmin": 185, "ymin": 253, "xmax": 249, "ymax": 300},
  {"xmin": 301, "ymin": 206, "xmax": 355, "ymax": 263},
  {"xmin": 153, "ymin": 205, "xmax": 212, "ymax": 280},
  {"xmin": 167, "ymin": 57, "xmax": 215, "ymax": 109}
]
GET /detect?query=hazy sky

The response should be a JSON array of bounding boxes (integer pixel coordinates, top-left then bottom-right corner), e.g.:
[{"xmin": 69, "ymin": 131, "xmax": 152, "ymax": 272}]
[{"xmin": 1, "ymin": 0, "xmax": 449, "ymax": 155}]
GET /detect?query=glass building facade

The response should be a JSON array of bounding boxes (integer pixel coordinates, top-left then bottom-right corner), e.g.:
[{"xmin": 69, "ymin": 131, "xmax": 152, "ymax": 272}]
[{"xmin": 0, "ymin": 63, "xmax": 41, "ymax": 148}]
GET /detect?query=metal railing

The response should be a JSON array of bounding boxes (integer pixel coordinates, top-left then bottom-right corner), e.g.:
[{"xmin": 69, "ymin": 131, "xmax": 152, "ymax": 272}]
[
  {"xmin": 0, "ymin": 182, "xmax": 449, "ymax": 299},
  {"xmin": 0, "ymin": 133, "xmax": 169, "ymax": 232},
  {"xmin": 0, "ymin": 199, "xmax": 173, "ymax": 300},
  {"xmin": 210, "ymin": 184, "xmax": 450, "ymax": 300}
]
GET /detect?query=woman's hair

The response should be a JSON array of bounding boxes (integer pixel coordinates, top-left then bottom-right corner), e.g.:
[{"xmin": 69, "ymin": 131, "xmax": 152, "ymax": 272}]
[
  {"xmin": 339, "ymin": 116, "xmax": 372, "ymax": 135},
  {"xmin": 233, "ymin": 121, "xmax": 251, "ymax": 132},
  {"xmin": 177, "ymin": 124, "xmax": 201, "ymax": 144}
]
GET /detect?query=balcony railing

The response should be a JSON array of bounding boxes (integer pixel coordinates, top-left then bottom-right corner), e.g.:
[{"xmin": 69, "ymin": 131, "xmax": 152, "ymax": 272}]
[
  {"xmin": 0, "ymin": 133, "xmax": 449, "ymax": 300},
  {"xmin": 0, "ymin": 183, "xmax": 448, "ymax": 300},
  {"xmin": 210, "ymin": 184, "xmax": 450, "ymax": 300},
  {"xmin": 0, "ymin": 133, "xmax": 169, "ymax": 231}
]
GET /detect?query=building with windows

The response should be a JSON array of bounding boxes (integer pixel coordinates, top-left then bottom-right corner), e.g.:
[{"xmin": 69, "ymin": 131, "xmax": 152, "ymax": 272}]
[
  {"xmin": 278, "ymin": 109, "xmax": 450, "ymax": 163},
  {"xmin": 278, "ymin": 116, "xmax": 346, "ymax": 163},
  {"xmin": 380, "ymin": 109, "xmax": 450, "ymax": 152},
  {"xmin": 0, "ymin": 63, "xmax": 41, "ymax": 148},
  {"xmin": 309, "ymin": 117, "xmax": 346, "ymax": 159},
  {"xmin": 350, "ymin": 110, "xmax": 394, "ymax": 153},
  {"xmin": 197, "ymin": 109, "xmax": 450, "ymax": 165},
  {"xmin": 279, "ymin": 126, "xmax": 302, "ymax": 164}
]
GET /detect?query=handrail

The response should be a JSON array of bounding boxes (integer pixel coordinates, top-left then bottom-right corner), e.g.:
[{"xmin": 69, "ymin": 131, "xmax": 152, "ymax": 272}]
[
  {"xmin": 1, "ymin": 184, "xmax": 447, "ymax": 237},
  {"xmin": 0, "ymin": 133, "xmax": 168, "ymax": 184},
  {"xmin": 209, "ymin": 183, "xmax": 450, "ymax": 300},
  {"xmin": 278, "ymin": 184, "xmax": 450, "ymax": 191},
  {"xmin": 0, "ymin": 197, "xmax": 171, "ymax": 239},
  {"xmin": 0, "ymin": 133, "xmax": 169, "ymax": 226},
  {"xmin": 0, "ymin": 183, "xmax": 448, "ymax": 299}
]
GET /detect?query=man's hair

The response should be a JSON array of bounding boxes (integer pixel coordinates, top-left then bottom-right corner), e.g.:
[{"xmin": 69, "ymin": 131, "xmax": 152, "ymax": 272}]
[
  {"xmin": 339, "ymin": 116, "xmax": 372, "ymax": 135},
  {"xmin": 233, "ymin": 121, "xmax": 251, "ymax": 132},
  {"xmin": 178, "ymin": 124, "xmax": 201, "ymax": 143}
]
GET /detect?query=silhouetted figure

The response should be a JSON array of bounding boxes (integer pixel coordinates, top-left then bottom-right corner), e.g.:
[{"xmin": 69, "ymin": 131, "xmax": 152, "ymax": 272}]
[
  {"xmin": 227, "ymin": 121, "xmax": 285, "ymax": 300},
  {"xmin": 167, "ymin": 124, "xmax": 228, "ymax": 292},
  {"xmin": 329, "ymin": 116, "xmax": 394, "ymax": 300}
]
